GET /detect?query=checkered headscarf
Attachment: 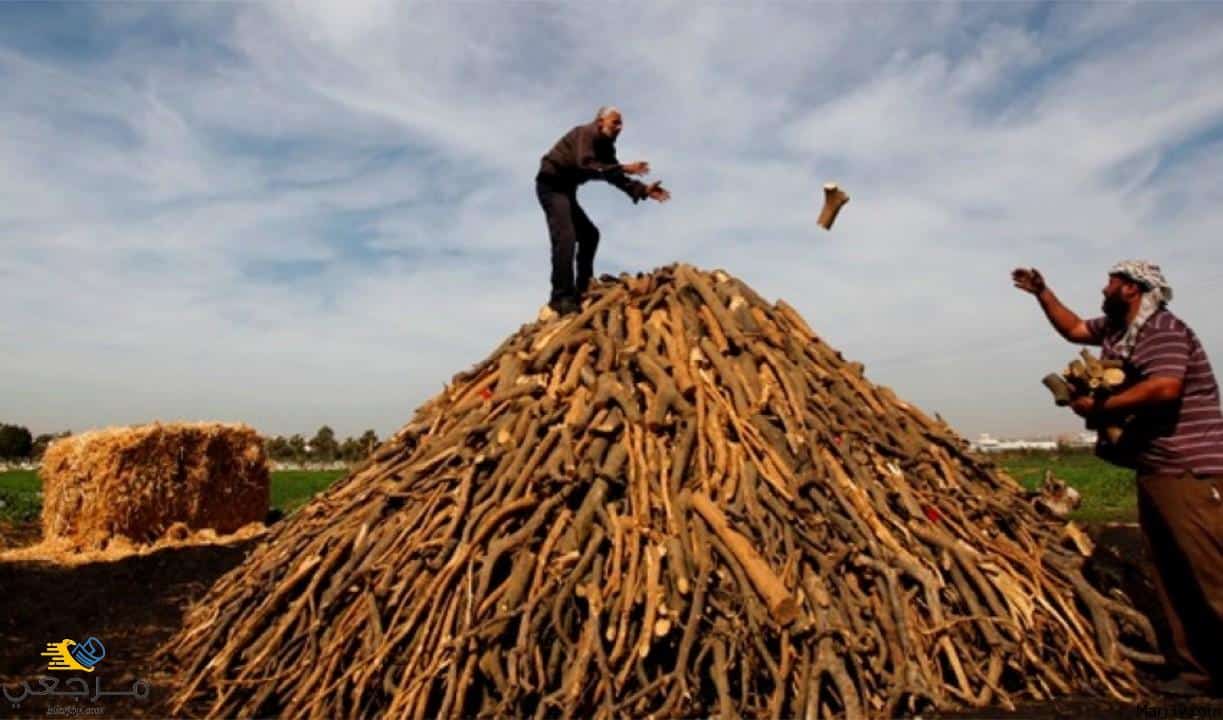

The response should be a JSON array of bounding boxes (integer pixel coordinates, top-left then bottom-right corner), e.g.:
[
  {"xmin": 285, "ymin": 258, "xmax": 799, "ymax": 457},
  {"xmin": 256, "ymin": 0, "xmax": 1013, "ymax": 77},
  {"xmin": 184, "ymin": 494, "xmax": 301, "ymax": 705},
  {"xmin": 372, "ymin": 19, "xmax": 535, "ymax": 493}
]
[{"xmin": 1109, "ymin": 260, "xmax": 1173, "ymax": 359}]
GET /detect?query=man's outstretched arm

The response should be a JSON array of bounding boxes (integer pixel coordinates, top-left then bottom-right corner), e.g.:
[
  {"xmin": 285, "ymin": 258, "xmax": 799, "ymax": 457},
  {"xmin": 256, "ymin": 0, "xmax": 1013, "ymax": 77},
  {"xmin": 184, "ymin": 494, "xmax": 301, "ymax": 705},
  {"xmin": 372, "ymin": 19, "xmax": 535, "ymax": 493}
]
[
  {"xmin": 606, "ymin": 170, "xmax": 651, "ymax": 203},
  {"xmin": 1013, "ymin": 268, "xmax": 1097, "ymax": 344}
]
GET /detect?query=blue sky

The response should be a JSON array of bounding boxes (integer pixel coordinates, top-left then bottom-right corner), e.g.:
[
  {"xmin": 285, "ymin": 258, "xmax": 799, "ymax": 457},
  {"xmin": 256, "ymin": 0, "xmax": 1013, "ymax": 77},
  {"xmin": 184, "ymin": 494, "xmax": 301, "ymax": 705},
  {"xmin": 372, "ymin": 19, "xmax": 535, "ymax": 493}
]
[{"xmin": 3, "ymin": 1, "xmax": 1223, "ymax": 441}]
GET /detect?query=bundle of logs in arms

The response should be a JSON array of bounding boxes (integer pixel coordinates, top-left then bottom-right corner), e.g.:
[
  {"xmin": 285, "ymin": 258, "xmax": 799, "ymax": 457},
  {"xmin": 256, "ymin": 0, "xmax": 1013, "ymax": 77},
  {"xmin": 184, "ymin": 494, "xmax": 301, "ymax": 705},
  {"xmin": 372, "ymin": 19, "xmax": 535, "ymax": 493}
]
[
  {"xmin": 1042, "ymin": 349, "xmax": 1131, "ymax": 444},
  {"xmin": 161, "ymin": 264, "xmax": 1160, "ymax": 719}
]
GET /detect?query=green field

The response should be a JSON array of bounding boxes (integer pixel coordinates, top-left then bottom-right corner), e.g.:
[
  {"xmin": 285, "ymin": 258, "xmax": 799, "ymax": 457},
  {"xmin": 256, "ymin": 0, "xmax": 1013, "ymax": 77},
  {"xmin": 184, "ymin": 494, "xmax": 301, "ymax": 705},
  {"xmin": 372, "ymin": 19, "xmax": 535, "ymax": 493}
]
[
  {"xmin": 0, "ymin": 453, "xmax": 1138, "ymax": 525},
  {"xmin": 988, "ymin": 450, "xmax": 1137, "ymax": 522},
  {"xmin": 269, "ymin": 470, "xmax": 348, "ymax": 513},
  {"xmin": 0, "ymin": 470, "xmax": 41, "ymax": 523}
]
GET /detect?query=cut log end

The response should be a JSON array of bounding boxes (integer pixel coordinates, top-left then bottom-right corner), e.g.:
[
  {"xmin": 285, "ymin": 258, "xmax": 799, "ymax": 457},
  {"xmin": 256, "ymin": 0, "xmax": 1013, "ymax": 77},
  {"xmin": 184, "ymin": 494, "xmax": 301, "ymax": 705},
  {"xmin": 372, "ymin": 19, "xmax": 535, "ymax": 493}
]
[{"xmin": 818, "ymin": 182, "xmax": 850, "ymax": 230}]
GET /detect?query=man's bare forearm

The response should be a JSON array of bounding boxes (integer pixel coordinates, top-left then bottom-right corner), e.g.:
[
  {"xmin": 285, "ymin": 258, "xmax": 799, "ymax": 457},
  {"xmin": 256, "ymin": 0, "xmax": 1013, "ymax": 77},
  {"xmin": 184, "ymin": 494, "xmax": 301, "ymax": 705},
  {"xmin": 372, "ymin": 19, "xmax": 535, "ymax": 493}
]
[
  {"xmin": 1035, "ymin": 288, "xmax": 1084, "ymax": 341},
  {"xmin": 1099, "ymin": 377, "xmax": 1184, "ymax": 414}
]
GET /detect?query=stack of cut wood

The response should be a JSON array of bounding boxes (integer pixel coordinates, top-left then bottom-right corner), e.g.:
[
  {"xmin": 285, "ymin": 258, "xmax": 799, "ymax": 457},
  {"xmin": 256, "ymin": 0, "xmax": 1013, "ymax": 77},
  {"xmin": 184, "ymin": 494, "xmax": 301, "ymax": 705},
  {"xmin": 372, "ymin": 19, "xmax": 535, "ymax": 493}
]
[
  {"xmin": 160, "ymin": 264, "xmax": 1157, "ymax": 719},
  {"xmin": 1042, "ymin": 349, "xmax": 1130, "ymax": 444},
  {"xmin": 1045, "ymin": 349, "xmax": 1127, "ymax": 398}
]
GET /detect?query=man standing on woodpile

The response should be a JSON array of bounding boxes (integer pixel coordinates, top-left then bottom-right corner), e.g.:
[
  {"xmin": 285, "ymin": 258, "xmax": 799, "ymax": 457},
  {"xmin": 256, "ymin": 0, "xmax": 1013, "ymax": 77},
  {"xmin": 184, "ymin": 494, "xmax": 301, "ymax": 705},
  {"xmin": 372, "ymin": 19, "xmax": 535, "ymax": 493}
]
[
  {"xmin": 1014, "ymin": 261, "xmax": 1223, "ymax": 697},
  {"xmin": 537, "ymin": 106, "xmax": 670, "ymax": 315}
]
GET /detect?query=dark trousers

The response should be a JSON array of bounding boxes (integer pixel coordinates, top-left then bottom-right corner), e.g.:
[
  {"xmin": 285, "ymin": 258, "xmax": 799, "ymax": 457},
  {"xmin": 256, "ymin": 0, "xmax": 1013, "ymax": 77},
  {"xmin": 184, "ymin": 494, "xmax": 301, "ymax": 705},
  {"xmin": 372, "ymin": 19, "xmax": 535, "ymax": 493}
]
[
  {"xmin": 1137, "ymin": 472, "xmax": 1223, "ymax": 689},
  {"xmin": 536, "ymin": 180, "xmax": 599, "ymax": 303}
]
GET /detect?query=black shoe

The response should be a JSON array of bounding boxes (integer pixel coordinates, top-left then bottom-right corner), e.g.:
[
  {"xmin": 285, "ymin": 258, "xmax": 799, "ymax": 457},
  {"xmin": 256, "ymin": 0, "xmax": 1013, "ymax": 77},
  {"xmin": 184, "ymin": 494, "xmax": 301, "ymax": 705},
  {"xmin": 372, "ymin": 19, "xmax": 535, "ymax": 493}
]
[{"xmin": 549, "ymin": 296, "xmax": 581, "ymax": 316}]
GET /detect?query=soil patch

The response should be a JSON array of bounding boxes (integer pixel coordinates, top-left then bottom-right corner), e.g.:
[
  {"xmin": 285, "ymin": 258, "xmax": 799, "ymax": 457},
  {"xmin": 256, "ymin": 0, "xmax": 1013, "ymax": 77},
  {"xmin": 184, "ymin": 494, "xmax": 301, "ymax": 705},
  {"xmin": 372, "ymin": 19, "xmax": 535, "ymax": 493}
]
[
  {"xmin": 0, "ymin": 521, "xmax": 254, "ymax": 718},
  {"xmin": 1, "ymin": 520, "xmax": 1219, "ymax": 719}
]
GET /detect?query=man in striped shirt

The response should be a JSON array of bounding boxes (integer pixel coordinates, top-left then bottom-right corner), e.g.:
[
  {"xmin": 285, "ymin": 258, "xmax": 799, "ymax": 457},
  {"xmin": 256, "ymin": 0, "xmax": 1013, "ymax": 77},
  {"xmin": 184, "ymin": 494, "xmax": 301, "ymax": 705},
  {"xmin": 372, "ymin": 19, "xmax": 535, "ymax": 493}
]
[{"xmin": 1014, "ymin": 260, "xmax": 1223, "ymax": 696}]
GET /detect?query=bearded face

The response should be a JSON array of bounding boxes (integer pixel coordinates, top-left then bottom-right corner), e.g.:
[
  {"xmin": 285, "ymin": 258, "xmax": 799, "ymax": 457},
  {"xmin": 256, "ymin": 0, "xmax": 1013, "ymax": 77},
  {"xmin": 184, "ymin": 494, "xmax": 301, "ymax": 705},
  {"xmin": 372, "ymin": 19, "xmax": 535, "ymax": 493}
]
[{"xmin": 1101, "ymin": 274, "xmax": 1141, "ymax": 323}]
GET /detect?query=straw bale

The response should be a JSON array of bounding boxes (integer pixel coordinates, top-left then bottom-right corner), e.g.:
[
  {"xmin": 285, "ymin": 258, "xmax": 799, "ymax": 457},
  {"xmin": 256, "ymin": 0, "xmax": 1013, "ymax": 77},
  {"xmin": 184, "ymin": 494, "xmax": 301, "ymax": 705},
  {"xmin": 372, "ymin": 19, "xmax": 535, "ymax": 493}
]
[{"xmin": 39, "ymin": 422, "xmax": 268, "ymax": 550}]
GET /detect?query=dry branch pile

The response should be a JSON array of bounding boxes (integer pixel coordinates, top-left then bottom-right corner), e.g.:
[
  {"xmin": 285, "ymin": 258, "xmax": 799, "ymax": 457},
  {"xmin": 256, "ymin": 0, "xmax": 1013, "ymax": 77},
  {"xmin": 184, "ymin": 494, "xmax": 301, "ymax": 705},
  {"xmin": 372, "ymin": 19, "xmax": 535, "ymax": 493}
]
[
  {"xmin": 162, "ymin": 265, "xmax": 1157, "ymax": 719},
  {"xmin": 40, "ymin": 422, "xmax": 269, "ymax": 550}
]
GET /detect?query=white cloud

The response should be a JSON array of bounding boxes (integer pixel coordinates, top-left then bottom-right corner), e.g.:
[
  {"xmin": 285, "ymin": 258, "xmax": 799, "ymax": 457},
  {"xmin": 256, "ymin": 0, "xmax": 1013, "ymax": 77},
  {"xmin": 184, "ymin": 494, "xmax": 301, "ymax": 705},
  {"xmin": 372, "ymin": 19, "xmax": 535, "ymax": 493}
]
[{"xmin": 2, "ymin": 2, "xmax": 1223, "ymax": 442}]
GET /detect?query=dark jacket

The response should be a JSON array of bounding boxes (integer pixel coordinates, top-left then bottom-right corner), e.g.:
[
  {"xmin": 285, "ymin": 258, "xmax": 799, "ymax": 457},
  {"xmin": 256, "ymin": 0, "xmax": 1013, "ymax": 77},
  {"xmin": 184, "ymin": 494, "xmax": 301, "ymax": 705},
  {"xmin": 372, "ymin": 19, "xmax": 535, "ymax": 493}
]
[{"xmin": 537, "ymin": 122, "xmax": 648, "ymax": 202}]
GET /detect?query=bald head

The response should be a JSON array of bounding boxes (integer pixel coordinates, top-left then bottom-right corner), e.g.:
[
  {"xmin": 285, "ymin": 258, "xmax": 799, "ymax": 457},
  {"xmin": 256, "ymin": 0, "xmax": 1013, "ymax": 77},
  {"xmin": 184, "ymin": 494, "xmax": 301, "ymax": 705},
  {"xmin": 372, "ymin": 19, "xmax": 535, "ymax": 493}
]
[{"xmin": 595, "ymin": 106, "xmax": 623, "ymax": 140}]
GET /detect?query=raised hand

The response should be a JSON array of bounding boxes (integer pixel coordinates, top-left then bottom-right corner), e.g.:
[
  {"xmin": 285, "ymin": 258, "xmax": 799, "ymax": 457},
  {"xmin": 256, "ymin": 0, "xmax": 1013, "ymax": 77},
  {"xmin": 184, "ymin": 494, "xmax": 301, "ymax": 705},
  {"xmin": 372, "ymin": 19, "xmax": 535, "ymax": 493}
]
[
  {"xmin": 646, "ymin": 181, "xmax": 670, "ymax": 203},
  {"xmin": 621, "ymin": 161, "xmax": 650, "ymax": 176},
  {"xmin": 1012, "ymin": 267, "xmax": 1046, "ymax": 295}
]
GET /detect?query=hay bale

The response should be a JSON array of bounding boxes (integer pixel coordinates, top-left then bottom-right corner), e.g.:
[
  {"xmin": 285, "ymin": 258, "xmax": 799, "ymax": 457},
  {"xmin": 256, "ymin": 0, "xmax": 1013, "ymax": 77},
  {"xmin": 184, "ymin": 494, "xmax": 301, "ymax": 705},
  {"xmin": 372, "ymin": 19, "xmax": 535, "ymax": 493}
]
[{"xmin": 39, "ymin": 422, "xmax": 268, "ymax": 550}]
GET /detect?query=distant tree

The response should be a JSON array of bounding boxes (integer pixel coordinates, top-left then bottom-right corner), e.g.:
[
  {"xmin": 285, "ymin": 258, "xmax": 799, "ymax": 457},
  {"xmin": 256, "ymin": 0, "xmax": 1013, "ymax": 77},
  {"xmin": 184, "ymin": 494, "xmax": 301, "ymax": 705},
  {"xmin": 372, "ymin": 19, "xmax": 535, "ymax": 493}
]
[
  {"xmin": 358, "ymin": 429, "xmax": 380, "ymax": 457},
  {"xmin": 309, "ymin": 426, "xmax": 338, "ymax": 463},
  {"xmin": 31, "ymin": 430, "xmax": 71, "ymax": 460},
  {"xmin": 0, "ymin": 424, "xmax": 33, "ymax": 460},
  {"xmin": 288, "ymin": 434, "xmax": 308, "ymax": 463},
  {"xmin": 339, "ymin": 437, "xmax": 362, "ymax": 463},
  {"xmin": 265, "ymin": 435, "xmax": 294, "ymax": 462}
]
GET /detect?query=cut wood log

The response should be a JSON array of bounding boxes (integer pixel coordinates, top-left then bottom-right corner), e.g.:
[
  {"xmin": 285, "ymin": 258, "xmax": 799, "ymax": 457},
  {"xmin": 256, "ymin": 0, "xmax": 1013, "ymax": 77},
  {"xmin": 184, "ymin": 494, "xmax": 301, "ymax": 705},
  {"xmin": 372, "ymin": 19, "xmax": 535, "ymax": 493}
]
[{"xmin": 818, "ymin": 182, "xmax": 850, "ymax": 230}]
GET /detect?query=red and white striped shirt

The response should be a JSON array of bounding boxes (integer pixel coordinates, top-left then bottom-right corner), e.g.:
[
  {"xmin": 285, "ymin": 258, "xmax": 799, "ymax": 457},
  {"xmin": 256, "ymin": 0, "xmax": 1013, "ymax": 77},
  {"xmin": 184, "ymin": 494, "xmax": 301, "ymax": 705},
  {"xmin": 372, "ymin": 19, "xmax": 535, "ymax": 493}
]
[{"xmin": 1087, "ymin": 310, "xmax": 1223, "ymax": 476}]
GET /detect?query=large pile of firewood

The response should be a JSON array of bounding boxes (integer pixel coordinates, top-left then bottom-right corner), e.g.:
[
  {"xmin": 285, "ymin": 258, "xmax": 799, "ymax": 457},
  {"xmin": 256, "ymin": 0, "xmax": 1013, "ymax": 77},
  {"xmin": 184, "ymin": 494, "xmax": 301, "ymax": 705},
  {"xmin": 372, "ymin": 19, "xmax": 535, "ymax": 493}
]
[{"xmin": 160, "ymin": 264, "xmax": 1158, "ymax": 719}]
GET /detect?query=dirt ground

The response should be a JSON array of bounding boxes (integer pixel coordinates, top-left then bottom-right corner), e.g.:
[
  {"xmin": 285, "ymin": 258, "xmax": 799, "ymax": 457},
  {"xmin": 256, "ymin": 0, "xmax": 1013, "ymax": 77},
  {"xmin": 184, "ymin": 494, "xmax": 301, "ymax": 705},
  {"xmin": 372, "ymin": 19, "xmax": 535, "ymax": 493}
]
[
  {"xmin": 0, "ymin": 525, "xmax": 251, "ymax": 718},
  {"xmin": 1, "ymin": 521, "xmax": 1221, "ymax": 719}
]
